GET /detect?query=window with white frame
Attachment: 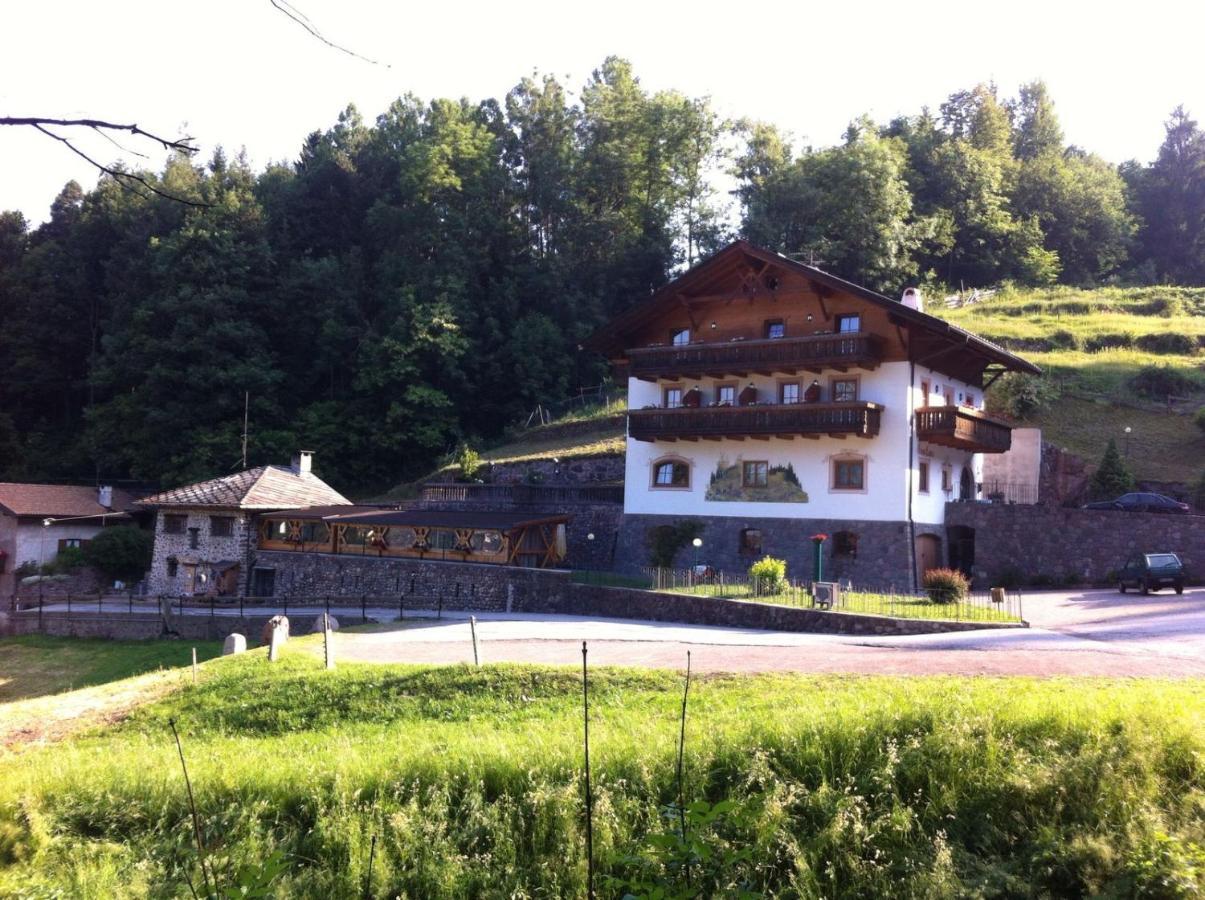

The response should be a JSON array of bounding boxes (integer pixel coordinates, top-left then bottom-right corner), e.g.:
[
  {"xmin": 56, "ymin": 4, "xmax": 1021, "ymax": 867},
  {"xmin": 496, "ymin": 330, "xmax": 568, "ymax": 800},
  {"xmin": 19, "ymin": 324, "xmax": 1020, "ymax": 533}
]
[
  {"xmin": 831, "ymin": 377, "xmax": 858, "ymax": 402},
  {"xmin": 651, "ymin": 458, "xmax": 690, "ymax": 488},
  {"xmin": 831, "ymin": 455, "xmax": 866, "ymax": 491}
]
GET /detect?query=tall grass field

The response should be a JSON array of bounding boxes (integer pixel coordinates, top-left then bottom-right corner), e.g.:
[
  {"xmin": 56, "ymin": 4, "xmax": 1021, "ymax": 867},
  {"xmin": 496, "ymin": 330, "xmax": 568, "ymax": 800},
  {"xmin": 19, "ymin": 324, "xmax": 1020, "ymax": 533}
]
[{"xmin": 3, "ymin": 641, "xmax": 1205, "ymax": 897}]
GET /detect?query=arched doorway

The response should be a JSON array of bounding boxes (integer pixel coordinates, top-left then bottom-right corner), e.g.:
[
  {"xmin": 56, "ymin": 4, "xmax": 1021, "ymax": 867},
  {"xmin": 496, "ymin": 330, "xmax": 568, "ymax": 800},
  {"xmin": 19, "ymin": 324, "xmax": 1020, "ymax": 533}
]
[
  {"xmin": 915, "ymin": 533, "xmax": 941, "ymax": 584},
  {"xmin": 947, "ymin": 525, "xmax": 975, "ymax": 578},
  {"xmin": 959, "ymin": 467, "xmax": 975, "ymax": 501}
]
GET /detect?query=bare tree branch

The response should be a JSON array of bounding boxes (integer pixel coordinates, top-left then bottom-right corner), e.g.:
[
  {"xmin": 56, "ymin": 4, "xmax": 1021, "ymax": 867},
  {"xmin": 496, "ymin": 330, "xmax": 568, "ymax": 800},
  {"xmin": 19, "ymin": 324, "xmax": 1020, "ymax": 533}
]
[
  {"xmin": 30, "ymin": 124, "xmax": 211, "ymax": 208},
  {"xmin": 0, "ymin": 117, "xmax": 198, "ymax": 154},
  {"xmin": 90, "ymin": 125, "xmax": 150, "ymax": 159},
  {"xmin": 269, "ymin": 0, "xmax": 390, "ymax": 68}
]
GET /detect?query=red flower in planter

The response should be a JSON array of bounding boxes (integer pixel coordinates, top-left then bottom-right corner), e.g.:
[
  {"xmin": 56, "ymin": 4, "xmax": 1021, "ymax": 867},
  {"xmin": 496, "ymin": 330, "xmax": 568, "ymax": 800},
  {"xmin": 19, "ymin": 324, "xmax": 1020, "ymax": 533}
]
[{"xmin": 809, "ymin": 533, "xmax": 828, "ymax": 542}]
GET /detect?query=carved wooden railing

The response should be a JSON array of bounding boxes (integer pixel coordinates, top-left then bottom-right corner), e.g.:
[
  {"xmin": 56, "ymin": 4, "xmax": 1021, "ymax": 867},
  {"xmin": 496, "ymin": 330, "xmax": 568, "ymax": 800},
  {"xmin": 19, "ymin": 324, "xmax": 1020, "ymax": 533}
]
[
  {"xmin": 915, "ymin": 406, "xmax": 1012, "ymax": 453},
  {"xmin": 626, "ymin": 332, "xmax": 881, "ymax": 380},
  {"xmin": 628, "ymin": 402, "xmax": 883, "ymax": 441}
]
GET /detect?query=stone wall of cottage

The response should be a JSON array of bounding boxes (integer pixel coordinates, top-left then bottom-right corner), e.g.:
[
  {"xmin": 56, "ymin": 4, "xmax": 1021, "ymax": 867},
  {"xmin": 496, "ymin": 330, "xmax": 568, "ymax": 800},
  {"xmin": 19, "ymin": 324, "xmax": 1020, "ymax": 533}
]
[
  {"xmin": 145, "ymin": 508, "xmax": 252, "ymax": 596},
  {"xmin": 613, "ymin": 513, "xmax": 926, "ymax": 592},
  {"xmin": 945, "ymin": 503, "xmax": 1204, "ymax": 586}
]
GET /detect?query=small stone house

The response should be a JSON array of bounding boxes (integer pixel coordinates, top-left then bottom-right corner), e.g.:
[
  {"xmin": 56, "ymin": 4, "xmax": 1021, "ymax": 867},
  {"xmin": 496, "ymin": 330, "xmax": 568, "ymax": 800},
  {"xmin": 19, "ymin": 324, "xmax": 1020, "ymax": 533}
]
[
  {"xmin": 137, "ymin": 452, "xmax": 350, "ymax": 597},
  {"xmin": 0, "ymin": 483, "xmax": 138, "ymax": 597}
]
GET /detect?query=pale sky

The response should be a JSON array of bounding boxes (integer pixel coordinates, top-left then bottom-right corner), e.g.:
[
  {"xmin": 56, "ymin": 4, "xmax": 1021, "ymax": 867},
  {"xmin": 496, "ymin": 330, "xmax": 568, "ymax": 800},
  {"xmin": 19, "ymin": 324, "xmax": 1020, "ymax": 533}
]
[{"xmin": 3, "ymin": 0, "xmax": 1203, "ymax": 225}]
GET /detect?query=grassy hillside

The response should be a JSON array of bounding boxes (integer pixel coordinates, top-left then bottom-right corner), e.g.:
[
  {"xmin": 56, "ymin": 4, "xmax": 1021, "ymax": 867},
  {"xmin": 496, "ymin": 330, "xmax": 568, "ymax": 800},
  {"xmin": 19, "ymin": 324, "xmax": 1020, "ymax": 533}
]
[
  {"xmin": 940, "ymin": 286, "xmax": 1205, "ymax": 483},
  {"xmin": 3, "ymin": 642, "xmax": 1205, "ymax": 897}
]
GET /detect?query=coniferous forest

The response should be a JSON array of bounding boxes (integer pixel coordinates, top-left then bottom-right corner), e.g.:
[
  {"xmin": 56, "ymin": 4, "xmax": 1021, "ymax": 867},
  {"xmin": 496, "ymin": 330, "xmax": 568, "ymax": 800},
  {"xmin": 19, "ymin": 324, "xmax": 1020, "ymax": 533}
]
[{"xmin": 1, "ymin": 58, "xmax": 1203, "ymax": 492}]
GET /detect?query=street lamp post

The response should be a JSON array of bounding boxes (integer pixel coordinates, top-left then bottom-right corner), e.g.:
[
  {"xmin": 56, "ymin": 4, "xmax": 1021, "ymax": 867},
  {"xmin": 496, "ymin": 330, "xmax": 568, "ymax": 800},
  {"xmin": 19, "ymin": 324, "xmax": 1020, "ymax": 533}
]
[
  {"xmin": 586, "ymin": 532, "xmax": 595, "ymax": 584},
  {"xmin": 1124, "ymin": 426, "xmax": 1132, "ymax": 458},
  {"xmin": 40, "ymin": 517, "xmax": 52, "ymax": 611},
  {"xmin": 691, "ymin": 537, "xmax": 703, "ymax": 585}
]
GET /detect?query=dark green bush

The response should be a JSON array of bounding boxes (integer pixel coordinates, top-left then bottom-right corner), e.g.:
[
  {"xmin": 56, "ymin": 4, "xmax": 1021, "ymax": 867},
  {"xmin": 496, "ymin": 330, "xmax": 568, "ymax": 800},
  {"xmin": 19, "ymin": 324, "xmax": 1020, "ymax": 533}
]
[
  {"xmin": 646, "ymin": 520, "xmax": 704, "ymax": 569},
  {"xmin": 990, "ymin": 373, "xmax": 1060, "ymax": 418},
  {"xmin": 1085, "ymin": 332, "xmax": 1134, "ymax": 352},
  {"xmin": 42, "ymin": 546, "xmax": 86, "ymax": 575},
  {"xmin": 1135, "ymin": 332, "xmax": 1197, "ymax": 355},
  {"xmin": 1049, "ymin": 329, "xmax": 1082, "ymax": 350},
  {"xmin": 82, "ymin": 526, "xmax": 153, "ymax": 581},
  {"xmin": 1130, "ymin": 365, "xmax": 1196, "ymax": 398}
]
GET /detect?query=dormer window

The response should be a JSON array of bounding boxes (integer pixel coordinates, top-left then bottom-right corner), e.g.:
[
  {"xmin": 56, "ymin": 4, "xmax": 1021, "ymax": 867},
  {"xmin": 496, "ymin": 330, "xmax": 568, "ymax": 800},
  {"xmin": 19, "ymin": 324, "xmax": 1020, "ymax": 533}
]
[
  {"xmin": 671, "ymin": 328, "xmax": 691, "ymax": 346},
  {"xmin": 836, "ymin": 314, "xmax": 861, "ymax": 334}
]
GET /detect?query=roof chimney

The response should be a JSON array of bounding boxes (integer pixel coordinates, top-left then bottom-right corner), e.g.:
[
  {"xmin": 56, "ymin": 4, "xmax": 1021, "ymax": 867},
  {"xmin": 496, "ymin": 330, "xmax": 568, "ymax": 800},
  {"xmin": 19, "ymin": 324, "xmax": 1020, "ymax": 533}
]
[
  {"xmin": 292, "ymin": 451, "xmax": 314, "ymax": 476},
  {"xmin": 98, "ymin": 485, "xmax": 114, "ymax": 509},
  {"xmin": 901, "ymin": 287, "xmax": 924, "ymax": 312}
]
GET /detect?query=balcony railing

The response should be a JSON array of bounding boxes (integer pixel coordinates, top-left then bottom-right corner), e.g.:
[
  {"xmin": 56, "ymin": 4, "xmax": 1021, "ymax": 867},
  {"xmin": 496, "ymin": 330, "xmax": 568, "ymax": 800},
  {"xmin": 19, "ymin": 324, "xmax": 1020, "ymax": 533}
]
[
  {"xmin": 916, "ymin": 406, "xmax": 1012, "ymax": 453},
  {"xmin": 626, "ymin": 332, "xmax": 881, "ymax": 381},
  {"xmin": 629, "ymin": 402, "xmax": 882, "ymax": 441}
]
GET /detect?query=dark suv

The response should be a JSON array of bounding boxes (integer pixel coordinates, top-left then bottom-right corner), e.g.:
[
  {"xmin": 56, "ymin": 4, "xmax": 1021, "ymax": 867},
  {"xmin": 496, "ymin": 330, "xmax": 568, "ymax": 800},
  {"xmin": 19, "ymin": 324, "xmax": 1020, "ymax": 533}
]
[
  {"xmin": 1117, "ymin": 552, "xmax": 1186, "ymax": 595},
  {"xmin": 1084, "ymin": 492, "xmax": 1190, "ymax": 514}
]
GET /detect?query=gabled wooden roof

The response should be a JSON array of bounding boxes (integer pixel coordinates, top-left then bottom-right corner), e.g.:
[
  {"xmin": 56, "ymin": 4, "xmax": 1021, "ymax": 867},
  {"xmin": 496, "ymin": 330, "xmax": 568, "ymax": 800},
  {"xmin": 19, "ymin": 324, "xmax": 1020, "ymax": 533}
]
[
  {"xmin": 136, "ymin": 466, "xmax": 352, "ymax": 510},
  {"xmin": 584, "ymin": 240, "xmax": 1039, "ymax": 381}
]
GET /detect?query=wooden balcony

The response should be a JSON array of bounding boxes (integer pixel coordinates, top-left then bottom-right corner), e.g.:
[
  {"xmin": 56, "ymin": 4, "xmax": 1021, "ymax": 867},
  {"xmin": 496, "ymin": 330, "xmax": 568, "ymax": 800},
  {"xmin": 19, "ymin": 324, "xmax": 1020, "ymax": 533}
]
[
  {"xmin": 626, "ymin": 332, "xmax": 881, "ymax": 381},
  {"xmin": 629, "ymin": 402, "xmax": 882, "ymax": 442},
  {"xmin": 916, "ymin": 406, "xmax": 1012, "ymax": 453}
]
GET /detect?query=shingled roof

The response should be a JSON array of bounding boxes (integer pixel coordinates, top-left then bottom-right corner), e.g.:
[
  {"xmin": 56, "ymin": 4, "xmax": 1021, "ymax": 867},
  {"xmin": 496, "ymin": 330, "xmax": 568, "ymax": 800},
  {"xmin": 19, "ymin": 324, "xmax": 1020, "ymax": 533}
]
[
  {"xmin": 136, "ymin": 465, "xmax": 351, "ymax": 511},
  {"xmin": 0, "ymin": 483, "xmax": 137, "ymax": 519}
]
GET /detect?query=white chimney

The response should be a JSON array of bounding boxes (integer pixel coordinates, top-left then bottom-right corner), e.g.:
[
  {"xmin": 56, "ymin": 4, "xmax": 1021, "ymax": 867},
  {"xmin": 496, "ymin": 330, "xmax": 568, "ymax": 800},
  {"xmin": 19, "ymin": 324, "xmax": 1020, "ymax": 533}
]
[
  {"xmin": 901, "ymin": 287, "xmax": 924, "ymax": 312},
  {"xmin": 98, "ymin": 485, "xmax": 114, "ymax": 508},
  {"xmin": 292, "ymin": 450, "xmax": 314, "ymax": 476}
]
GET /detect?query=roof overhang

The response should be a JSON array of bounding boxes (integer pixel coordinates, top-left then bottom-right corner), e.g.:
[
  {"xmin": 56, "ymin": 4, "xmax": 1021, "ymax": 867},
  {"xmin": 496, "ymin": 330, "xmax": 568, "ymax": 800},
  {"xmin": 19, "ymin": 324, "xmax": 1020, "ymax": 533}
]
[{"xmin": 582, "ymin": 240, "xmax": 1039, "ymax": 380}]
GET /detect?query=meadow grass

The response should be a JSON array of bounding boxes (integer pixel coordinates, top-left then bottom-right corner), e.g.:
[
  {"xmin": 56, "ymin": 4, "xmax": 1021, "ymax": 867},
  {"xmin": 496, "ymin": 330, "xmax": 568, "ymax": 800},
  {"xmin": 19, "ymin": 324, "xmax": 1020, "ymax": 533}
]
[
  {"xmin": 940, "ymin": 285, "xmax": 1205, "ymax": 482},
  {"xmin": 0, "ymin": 635, "xmax": 223, "ymax": 702},
  {"xmin": 2, "ymin": 646, "xmax": 1204, "ymax": 897}
]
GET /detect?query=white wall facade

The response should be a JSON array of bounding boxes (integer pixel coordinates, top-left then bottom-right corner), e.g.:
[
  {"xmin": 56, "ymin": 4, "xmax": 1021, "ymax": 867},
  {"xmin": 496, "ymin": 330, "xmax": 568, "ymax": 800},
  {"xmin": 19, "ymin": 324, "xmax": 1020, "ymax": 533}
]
[{"xmin": 625, "ymin": 361, "xmax": 985, "ymax": 526}]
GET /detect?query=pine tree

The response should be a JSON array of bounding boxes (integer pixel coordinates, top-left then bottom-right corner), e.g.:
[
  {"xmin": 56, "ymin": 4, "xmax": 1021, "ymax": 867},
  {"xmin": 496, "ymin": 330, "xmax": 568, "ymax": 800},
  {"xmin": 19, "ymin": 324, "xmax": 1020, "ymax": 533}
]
[{"xmin": 1089, "ymin": 438, "xmax": 1136, "ymax": 500}]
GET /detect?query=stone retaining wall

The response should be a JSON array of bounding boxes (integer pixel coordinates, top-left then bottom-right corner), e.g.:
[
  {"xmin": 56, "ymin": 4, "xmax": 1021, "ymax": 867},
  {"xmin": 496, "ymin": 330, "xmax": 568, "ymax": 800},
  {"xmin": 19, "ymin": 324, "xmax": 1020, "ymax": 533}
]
[
  {"xmin": 250, "ymin": 550, "xmax": 572, "ymax": 611},
  {"xmin": 518, "ymin": 584, "xmax": 1020, "ymax": 635},
  {"xmin": 945, "ymin": 503, "xmax": 1205, "ymax": 585}
]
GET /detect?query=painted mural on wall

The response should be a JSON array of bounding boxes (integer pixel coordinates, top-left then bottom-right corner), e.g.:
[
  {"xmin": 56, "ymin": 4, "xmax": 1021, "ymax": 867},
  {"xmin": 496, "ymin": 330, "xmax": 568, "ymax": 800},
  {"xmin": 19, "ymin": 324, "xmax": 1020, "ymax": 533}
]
[{"xmin": 705, "ymin": 457, "xmax": 810, "ymax": 503}]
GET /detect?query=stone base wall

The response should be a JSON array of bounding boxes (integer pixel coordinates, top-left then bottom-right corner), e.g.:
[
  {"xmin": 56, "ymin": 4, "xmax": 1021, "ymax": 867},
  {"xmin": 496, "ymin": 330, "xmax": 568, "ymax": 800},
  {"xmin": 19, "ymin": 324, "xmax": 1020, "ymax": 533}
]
[
  {"xmin": 613, "ymin": 514, "xmax": 924, "ymax": 592},
  {"xmin": 945, "ymin": 503, "xmax": 1205, "ymax": 585},
  {"xmin": 250, "ymin": 550, "xmax": 572, "ymax": 610}
]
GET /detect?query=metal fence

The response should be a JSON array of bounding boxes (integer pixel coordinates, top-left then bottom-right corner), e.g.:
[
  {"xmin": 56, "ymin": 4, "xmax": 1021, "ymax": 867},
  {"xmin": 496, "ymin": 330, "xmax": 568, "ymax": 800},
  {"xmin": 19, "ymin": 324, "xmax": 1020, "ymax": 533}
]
[
  {"xmin": 643, "ymin": 567, "xmax": 1023, "ymax": 622},
  {"xmin": 10, "ymin": 578, "xmax": 493, "ymax": 626},
  {"xmin": 978, "ymin": 480, "xmax": 1040, "ymax": 505}
]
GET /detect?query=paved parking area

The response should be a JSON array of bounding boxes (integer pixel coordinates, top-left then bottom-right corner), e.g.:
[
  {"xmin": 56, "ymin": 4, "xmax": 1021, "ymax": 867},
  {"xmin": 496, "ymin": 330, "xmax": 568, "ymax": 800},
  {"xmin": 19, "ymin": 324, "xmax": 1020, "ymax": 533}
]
[{"xmin": 325, "ymin": 587, "xmax": 1205, "ymax": 676}]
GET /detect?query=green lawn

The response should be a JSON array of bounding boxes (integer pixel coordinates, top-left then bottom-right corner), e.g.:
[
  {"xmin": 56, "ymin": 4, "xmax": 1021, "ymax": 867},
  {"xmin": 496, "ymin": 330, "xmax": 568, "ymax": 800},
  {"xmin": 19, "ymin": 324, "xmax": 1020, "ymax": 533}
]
[
  {"xmin": 3, "ymin": 647, "xmax": 1205, "ymax": 896},
  {"xmin": 653, "ymin": 583, "xmax": 1022, "ymax": 623},
  {"xmin": 0, "ymin": 635, "xmax": 222, "ymax": 703}
]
